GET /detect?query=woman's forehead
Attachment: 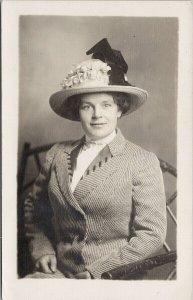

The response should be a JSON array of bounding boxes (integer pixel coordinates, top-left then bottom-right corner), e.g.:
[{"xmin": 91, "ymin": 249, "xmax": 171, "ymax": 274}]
[{"xmin": 80, "ymin": 93, "xmax": 114, "ymax": 103}]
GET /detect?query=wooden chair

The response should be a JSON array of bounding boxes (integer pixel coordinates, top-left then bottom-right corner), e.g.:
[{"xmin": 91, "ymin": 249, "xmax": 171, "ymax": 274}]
[{"xmin": 17, "ymin": 142, "xmax": 177, "ymax": 279}]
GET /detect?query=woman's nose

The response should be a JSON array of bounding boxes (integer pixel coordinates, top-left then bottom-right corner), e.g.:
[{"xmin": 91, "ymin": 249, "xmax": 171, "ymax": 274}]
[{"xmin": 92, "ymin": 106, "xmax": 102, "ymax": 118}]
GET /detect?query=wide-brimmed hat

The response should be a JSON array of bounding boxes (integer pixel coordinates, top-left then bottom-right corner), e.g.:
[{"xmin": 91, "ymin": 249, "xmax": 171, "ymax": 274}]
[{"xmin": 50, "ymin": 38, "xmax": 148, "ymax": 121}]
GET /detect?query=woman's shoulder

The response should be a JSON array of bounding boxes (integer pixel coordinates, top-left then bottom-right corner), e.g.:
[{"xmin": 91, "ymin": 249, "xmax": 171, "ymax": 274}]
[
  {"xmin": 124, "ymin": 139, "xmax": 159, "ymax": 167},
  {"xmin": 45, "ymin": 139, "xmax": 80, "ymax": 159},
  {"xmin": 49, "ymin": 139, "xmax": 80, "ymax": 150}
]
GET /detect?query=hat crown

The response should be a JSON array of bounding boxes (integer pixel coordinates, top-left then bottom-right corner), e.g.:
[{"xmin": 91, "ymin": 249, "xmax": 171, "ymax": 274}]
[{"xmin": 61, "ymin": 59, "xmax": 111, "ymax": 90}]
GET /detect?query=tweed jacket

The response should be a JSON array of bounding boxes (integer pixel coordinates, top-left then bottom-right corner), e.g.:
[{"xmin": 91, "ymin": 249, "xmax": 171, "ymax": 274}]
[{"xmin": 25, "ymin": 129, "xmax": 167, "ymax": 279}]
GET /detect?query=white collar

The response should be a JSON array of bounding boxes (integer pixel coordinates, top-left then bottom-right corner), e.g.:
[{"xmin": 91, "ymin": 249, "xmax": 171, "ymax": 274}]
[{"xmin": 85, "ymin": 130, "xmax": 117, "ymax": 146}]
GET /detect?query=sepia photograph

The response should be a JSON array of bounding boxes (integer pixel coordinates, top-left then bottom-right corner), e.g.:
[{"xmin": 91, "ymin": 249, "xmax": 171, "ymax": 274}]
[
  {"xmin": 18, "ymin": 15, "xmax": 177, "ymax": 280},
  {"xmin": 2, "ymin": 2, "xmax": 192, "ymax": 300}
]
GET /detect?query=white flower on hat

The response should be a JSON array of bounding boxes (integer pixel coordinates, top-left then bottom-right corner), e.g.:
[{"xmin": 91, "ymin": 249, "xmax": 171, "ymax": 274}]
[{"xmin": 61, "ymin": 59, "xmax": 111, "ymax": 89}]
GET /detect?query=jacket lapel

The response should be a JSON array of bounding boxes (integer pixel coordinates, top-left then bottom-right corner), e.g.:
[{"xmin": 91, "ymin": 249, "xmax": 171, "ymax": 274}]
[
  {"xmin": 54, "ymin": 140, "xmax": 86, "ymax": 215},
  {"xmin": 73, "ymin": 129, "xmax": 126, "ymax": 200},
  {"xmin": 80, "ymin": 145, "xmax": 112, "ymax": 179}
]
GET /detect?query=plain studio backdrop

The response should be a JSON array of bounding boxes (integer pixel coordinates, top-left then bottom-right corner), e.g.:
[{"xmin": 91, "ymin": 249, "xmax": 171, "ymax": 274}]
[
  {"xmin": 18, "ymin": 16, "xmax": 177, "ymax": 277},
  {"xmin": 19, "ymin": 16, "xmax": 177, "ymax": 163}
]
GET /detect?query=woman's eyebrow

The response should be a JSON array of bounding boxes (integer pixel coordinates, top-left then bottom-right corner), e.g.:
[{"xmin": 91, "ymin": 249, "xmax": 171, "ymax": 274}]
[
  {"xmin": 102, "ymin": 100, "xmax": 113, "ymax": 103},
  {"xmin": 80, "ymin": 99, "xmax": 113, "ymax": 105},
  {"xmin": 80, "ymin": 101, "xmax": 92, "ymax": 105}
]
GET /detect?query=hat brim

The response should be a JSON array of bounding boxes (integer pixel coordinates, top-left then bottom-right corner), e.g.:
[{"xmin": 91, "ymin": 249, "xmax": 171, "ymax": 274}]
[{"xmin": 49, "ymin": 85, "xmax": 148, "ymax": 121}]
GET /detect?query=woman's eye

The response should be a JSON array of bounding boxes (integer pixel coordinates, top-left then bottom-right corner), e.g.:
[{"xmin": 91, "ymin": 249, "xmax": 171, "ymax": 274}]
[
  {"xmin": 81, "ymin": 105, "xmax": 90, "ymax": 110},
  {"xmin": 104, "ymin": 103, "xmax": 112, "ymax": 107}
]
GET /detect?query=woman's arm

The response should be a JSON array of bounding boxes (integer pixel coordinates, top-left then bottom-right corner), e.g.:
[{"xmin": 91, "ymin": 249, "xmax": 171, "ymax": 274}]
[{"xmin": 86, "ymin": 153, "xmax": 167, "ymax": 279}]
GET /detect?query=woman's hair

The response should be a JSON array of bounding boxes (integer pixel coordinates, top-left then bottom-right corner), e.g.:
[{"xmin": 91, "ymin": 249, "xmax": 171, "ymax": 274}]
[
  {"xmin": 109, "ymin": 92, "xmax": 131, "ymax": 115},
  {"xmin": 66, "ymin": 92, "xmax": 131, "ymax": 120},
  {"xmin": 65, "ymin": 96, "xmax": 81, "ymax": 120}
]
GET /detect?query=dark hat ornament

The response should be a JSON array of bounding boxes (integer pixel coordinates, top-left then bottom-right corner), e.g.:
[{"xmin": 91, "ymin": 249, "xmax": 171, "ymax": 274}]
[{"xmin": 86, "ymin": 38, "xmax": 132, "ymax": 86}]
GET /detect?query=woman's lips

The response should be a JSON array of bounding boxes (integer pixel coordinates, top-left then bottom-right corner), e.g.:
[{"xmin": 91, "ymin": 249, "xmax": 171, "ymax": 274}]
[{"xmin": 90, "ymin": 123, "xmax": 107, "ymax": 127}]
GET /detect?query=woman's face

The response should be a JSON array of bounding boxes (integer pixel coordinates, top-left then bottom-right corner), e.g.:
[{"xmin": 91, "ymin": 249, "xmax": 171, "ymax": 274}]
[{"xmin": 79, "ymin": 93, "xmax": 121, "ymax": 140}]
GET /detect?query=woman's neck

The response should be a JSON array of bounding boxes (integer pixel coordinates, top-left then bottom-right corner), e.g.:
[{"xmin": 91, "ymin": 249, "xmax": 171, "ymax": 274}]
[{"xmin": 85, "ymin": 130, "xmax": 117, "ymax": 145}]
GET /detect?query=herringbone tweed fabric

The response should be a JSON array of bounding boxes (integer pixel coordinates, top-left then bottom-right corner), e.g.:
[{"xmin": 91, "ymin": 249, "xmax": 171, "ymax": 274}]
[{"xmin": 24, "ymin": 129, "xmax": 167, "ymax": 279}]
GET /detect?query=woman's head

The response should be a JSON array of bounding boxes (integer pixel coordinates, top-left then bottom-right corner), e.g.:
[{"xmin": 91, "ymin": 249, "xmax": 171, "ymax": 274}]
[
  {"xmin": 65, "ymin": 93, "xmax": 129, "ymax": 140},
  {"xmin": 79, "ymin": 93, "xmax": 121, "ymax": 140},
  {"xmin": 65, "ymin": 92, "xmax": 130, "ymax": 140}
]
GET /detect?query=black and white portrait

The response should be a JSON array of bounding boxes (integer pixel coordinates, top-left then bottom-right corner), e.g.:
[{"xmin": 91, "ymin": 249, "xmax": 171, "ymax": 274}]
[
  {"xmin": 2, "ymin": 2, "xmax": 192, "ymax": 300},
  {"xmin": 18, "ymin": 15, "xmax": 177, "ymax": 279}
]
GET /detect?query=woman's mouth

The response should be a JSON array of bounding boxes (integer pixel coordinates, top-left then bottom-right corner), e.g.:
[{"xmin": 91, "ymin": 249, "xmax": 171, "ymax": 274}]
[{"xmin": 90, "ymin": 123, "xmax": 106, "ymax": 127}]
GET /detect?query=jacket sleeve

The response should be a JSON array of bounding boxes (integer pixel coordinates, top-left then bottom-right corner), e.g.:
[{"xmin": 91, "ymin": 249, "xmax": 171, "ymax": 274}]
[
  {"xmin": 86, "ymin": 152, "xmax": 167, "ymax": 279},
  {"xmin": 24, "ymin": 144, "xmax": 59, "ymax": 263}
]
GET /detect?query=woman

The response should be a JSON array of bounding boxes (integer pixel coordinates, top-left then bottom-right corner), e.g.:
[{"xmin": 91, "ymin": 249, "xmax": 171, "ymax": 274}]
[{"xmin": 24, "ymin": 39, "xmax": 166, "ymax": 279}]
